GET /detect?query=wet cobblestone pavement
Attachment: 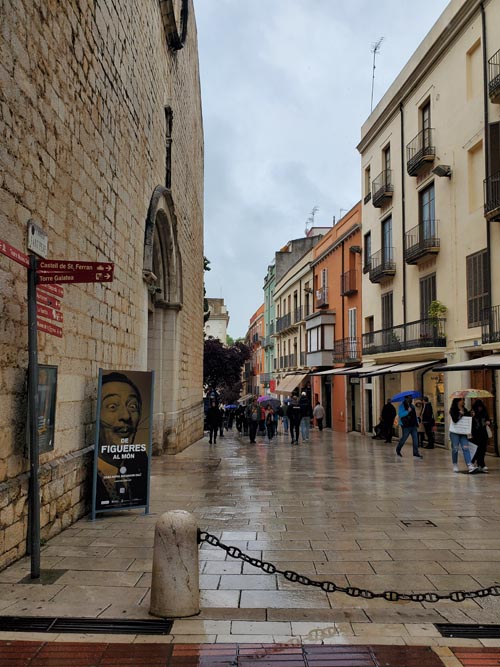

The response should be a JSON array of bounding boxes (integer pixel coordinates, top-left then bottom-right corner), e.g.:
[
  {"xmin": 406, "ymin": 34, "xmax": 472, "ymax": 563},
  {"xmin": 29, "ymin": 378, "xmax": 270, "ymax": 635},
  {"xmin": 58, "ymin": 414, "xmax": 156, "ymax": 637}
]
[{"xmin": 1, "ymin": 427, "xmax": 500, "ymax": 655}]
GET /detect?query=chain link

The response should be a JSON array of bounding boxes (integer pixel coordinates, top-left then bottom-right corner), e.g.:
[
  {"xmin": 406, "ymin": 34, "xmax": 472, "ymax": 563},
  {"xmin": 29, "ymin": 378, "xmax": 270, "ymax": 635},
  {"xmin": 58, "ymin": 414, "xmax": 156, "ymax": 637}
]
[{"xmin": 198, "ymin": 530, "xmax": 500, "ymax": 604}]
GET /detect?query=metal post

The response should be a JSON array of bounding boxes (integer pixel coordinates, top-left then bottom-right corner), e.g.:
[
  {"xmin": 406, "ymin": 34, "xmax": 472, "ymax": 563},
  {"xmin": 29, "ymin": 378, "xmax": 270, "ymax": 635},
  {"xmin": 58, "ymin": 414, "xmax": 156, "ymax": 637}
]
[
  {"xmin": 27, "ymin": 254, "xmax": 40, "ymax": 579},
  {"xmin": 150, "ymin": 510, "xmax": 200, "ymax": 618}
]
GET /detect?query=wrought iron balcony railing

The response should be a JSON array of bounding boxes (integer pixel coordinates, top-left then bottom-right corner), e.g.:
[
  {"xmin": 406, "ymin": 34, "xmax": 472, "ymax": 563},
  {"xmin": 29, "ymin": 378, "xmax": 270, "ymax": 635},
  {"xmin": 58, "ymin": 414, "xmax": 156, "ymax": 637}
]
[
  {"xmin": 488, "ymin": 48, "xmax": 500, "ymax": 103},
  {"xmin": 481, "ymin": 305, "xmax": 500, "ymax": 344},
  {"xmin": 484, "ymin": 171, "xmax": 500, "ymax": 222},
  {"xmin": 406, "ymin": 128, "xmax": 435, "ymax": 176},
  {"xmin": 341, "ymin": 270, "xmax": 357, "ymax": 296},
  {"xmin": 333, "ymin": 338, "xmax": 361, "ymax": 362},
  {"xmin": 362, "ymin": 317, "xmax": 446, "ymax": 354},
  {"xmin": 315, "ymin": 286, "xmax": 328, "ymax": 308},
  {"xmin": 262, "ymin": 336, "xmax": 274, "ymax": 348},
  {"xmin": 404, "ymin": 221, "xmax": 440, "ymax": 264},
  {"xmin": 276, "ymin": 313, "xmax": 291, "ymax": 333},
  {"xmin": 261, "ymin": 372, "xmax": 273, "ymax": 384},
  {"xmin": 372, "ymin": 169, "xmax": 394, "ymax": 208},
  {"xmin": 369, "ymin": 247, "xmax": 395, "ymax": 283}
]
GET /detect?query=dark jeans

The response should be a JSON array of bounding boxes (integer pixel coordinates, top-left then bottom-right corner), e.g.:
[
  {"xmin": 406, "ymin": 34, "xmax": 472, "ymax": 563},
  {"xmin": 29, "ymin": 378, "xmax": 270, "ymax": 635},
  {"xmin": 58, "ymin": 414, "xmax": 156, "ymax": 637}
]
[
  {"xmin": 382, "ymin": 420, "xmax": 393, "ymax": 442},
  {"xmin": 472, "ymin": 436, "xmax": 488, "ymax": 468},
  {"xmin": 317, "ymin": 418, "xmax": 323, "ymax": 431},
  {"xmin": 396, "ymin": 427, "xmax": 419, "ymax": 455},
  {"xmin": 290, "ymin": 420, "xmax": 300, "ymax": 443},
  {"xmin": 423, "ymin": 423, "xmax": 435, "ymax": 447},
  {"xmin": 249, "ymin": 421, "xmax": 258, "ymax": 443},
  {"xmin": 266, "ymin": 422, "xmax": 275, "ymax": 440},
  {"xmin": 208, "ymin": 426, "xmax": 217, "ymax": 443}
]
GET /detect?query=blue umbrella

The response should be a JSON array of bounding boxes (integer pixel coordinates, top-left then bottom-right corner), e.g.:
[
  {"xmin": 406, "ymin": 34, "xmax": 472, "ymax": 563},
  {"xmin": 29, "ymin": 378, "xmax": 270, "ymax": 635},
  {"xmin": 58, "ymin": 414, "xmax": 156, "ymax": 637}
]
[
  {"xmin": 224, "ymin": 404, "xmax": 237, "ymax": 409},
  {"xmin": 390, "ymin": 390, "xmax": 422, "ymax": 402}
]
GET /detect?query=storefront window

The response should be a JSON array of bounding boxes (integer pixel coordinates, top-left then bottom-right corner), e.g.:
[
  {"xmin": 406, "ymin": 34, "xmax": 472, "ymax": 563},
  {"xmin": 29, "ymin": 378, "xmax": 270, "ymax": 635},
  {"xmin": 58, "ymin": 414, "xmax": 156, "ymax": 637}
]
[{"xmin": 423, "ymin": 372, "xmax": 445, "ymax": 445}]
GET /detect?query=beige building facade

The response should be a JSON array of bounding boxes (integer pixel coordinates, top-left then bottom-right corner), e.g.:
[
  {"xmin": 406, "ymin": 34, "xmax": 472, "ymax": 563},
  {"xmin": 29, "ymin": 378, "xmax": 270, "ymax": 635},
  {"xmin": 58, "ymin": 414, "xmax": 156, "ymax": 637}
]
[
  {"xmin": 204, "ymin": 298, "xmax": 230, "ymax": 342},
  {"xmin": 0, "ymin": 0, "xmax": 204, "ymax": 568},
  {"xmin": 358, "ymin": 0, "xmax": 500, "ymax": 447}
]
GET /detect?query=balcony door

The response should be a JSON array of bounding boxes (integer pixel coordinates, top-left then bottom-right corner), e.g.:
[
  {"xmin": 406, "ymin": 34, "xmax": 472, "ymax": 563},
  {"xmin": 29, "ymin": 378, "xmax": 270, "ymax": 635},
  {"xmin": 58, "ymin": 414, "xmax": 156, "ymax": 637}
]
[
  {"xmin": 419, "ymin": 183, "xmax": 435, "ymax": 240},
  {"xmin": 348, "ymin": 307, "xmax": 357, "ymax": 357},
  {"xmin": 382, "ymin": 217, "xmax": 392, "ymax": 265}
]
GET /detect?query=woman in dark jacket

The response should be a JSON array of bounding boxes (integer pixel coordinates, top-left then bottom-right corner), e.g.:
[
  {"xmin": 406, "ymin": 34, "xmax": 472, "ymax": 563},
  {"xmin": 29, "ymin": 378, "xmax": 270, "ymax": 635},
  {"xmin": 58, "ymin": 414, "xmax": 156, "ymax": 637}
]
[
  {"xmin": 449, "ymin": 397, "xmax": 477, "ymax": 473},
  {"xmin": 471, "ymin": 399, "xmax": 491, "ymax": 472}
]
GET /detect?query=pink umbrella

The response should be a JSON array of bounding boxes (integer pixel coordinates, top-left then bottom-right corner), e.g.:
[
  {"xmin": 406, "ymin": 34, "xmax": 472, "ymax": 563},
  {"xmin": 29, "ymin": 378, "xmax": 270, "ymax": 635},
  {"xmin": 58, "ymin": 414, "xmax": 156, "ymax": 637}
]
[{"xmin": 449, "ymin": 389, "xmax": 493, "ymax": 399}]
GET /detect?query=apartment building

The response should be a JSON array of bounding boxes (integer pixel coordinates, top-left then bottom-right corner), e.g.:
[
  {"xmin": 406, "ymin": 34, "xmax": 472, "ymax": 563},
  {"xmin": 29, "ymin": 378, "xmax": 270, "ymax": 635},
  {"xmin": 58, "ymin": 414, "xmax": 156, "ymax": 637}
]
[
  {"xmin": 262, "ymin": 263, "xmax": 276, "ymax": 393},
  {"xmin": 273, "ymin": 235, "xmax": 326, "ymax": 396},
  {"xmin": 358, "ymin": 0, "xmax": 500, "ymax": 448},
  {"xmin": 308, "ymin": 204, "xmax": 363, "ymax": 432},
  {"xmin": 244, "ymin": 305, "xmax": 265, "ymax": 397}
]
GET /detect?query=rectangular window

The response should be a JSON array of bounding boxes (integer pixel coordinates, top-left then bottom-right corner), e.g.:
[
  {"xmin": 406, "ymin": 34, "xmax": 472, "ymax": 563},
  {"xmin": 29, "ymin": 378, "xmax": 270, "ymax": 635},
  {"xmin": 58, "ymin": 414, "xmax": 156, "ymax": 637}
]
[
  {"xmin": 467, "ymin": 250, "xmax": 489, "ymax": 327},
  {"xmin": 420, "ymin": 273, "xmax": 436, "ymax": 320},
  {"xmin": 381, "ymin": 292, "xmax": 393, "ymax": 330},
  {"xmin": 364, "ymin": 165, "xmax": 371, "ymax": 201},
  {"xmin": 466, "ymin": 39, "xmax": 482, "ymax": 101},
  {"xmin": 421, "ymin": 100, "xmax": 431, "ymax": 132},
  {"xmin": 468, "ymin": 140, "xmax": 484, "ymax": 213},
  {"xmin": 383, "ymin": 145, "xmax": 391, "ymax": 173},
  {"xmin": 363, "ymin": 232, "xmax": 371, "ymax": 272},
  {"xmin": 419, "ymin": 183, "xmax": 435, "ymax": 239}
]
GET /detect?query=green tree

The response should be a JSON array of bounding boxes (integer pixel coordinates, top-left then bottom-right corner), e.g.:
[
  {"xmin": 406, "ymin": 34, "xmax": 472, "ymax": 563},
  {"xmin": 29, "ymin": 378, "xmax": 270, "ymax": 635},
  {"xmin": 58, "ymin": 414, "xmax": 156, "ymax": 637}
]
[{"xmin": 204, "ymin": 338, "xmax": 251, "ymax": 404}]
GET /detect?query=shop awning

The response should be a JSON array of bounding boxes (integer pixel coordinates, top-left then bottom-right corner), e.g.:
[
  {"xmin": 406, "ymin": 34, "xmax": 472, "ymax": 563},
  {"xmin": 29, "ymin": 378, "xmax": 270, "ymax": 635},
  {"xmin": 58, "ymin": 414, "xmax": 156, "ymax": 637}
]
[
  {"xmin": 318, "ymin": 363, "xmax": 397, "ymax": 377},
  {"xmin": 237, "ymin": 393, "xmax": 254, "ymax": 404},
  {"xmin": 363, "ymin": 359, "xmax": 445, "ymax": 376},
  {"xmin": 433, "ymin": 354, "xmax": 500, "ymax": 372},
  {"xmin": 275, "ymin": 373, "xmax": 308, "ymax": 394}
]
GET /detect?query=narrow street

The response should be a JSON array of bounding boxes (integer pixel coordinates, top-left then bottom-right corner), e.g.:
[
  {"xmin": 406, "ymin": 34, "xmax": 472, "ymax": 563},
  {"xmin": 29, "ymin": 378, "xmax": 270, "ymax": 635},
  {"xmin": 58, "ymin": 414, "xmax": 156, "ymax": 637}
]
[{"xmin": 1, "ymin": 427, "xmax": 500, "ymax": 655}]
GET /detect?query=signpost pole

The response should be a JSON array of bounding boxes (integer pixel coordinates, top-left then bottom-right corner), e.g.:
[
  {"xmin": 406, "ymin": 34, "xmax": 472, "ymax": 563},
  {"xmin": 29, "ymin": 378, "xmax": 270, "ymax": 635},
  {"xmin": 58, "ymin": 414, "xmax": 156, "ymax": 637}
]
[{"xmin": 27, "ymin": 254, "xmax": 40, "ymax": 579}]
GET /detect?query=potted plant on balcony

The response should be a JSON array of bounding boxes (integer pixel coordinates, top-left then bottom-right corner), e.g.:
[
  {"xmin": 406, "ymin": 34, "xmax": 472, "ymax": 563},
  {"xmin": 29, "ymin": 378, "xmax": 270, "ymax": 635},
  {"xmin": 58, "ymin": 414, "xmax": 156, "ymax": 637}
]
[{"xmin": 428, "ymin": 300, "xmax": 447, "ymax": 343}]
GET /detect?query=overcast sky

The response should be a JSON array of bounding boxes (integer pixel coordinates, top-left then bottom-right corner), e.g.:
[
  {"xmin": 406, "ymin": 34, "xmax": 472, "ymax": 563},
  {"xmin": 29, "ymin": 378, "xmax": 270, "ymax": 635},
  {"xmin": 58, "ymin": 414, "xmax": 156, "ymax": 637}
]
[{"xmin": 196, "ymin": 0, "xmax": 450, "ymax": 339}]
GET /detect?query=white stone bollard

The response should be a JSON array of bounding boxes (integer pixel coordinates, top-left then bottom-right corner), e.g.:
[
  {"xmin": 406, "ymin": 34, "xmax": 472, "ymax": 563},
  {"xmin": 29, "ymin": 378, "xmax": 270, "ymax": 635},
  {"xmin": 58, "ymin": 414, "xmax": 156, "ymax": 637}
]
[{"xmin": 149, "ymin": 510, "xmax": 200, "ymax": 618}]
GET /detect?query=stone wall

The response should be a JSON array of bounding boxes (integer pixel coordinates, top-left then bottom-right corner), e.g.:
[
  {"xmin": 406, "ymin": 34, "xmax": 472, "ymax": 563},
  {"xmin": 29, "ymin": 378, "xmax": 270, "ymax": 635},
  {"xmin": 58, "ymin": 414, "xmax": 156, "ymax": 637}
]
[{"xmin": 0, "ymin": 0, "xmax": 204, "ymax": 568}]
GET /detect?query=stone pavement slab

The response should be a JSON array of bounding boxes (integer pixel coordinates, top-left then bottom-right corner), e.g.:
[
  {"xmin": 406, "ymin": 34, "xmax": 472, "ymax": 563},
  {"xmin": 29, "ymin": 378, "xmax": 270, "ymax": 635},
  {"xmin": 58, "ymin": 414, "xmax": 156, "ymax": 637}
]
[{"xmin": 0, "ymin": 428, "xmax": 500, "ymax": 645}]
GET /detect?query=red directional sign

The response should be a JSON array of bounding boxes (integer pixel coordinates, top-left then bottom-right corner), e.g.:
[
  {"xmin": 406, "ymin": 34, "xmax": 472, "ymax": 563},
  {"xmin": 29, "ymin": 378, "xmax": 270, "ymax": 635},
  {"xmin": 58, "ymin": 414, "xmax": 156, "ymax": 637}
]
[
  {"xmin": 0, "ymin": 239, "xmax": 30, "ymax": 268},
  {"xmin": 37, "ymin": 304, "xmax": 64, "ymax": 323},
  {"xmin": 38, "ymin": 319, "xmax": 63, "ymax": 338},
  {"xmin": 36, "ymin": 290, "xmax": 62, "ymax": 310},
  {"xmin": 37, "ymin": 283, "xmax": 64, "ymax": 298},
  {"xmin": 36, "ymin": 270, "xmax": 114, "ymax": 285},
  {"xmin": 37, "ymin": 260, "xmax": 114, "ymax": 273}
]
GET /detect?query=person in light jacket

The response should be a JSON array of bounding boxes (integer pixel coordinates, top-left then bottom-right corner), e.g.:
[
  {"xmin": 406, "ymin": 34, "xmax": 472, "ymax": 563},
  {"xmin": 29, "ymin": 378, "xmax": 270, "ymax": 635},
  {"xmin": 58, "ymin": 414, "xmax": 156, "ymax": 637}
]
[
  {"xmin": 313, "ymin": 401, "xmax": 325, "ymax": 431},
  {"xmin": 449, "ymin": 397, "xmax": 477, "ymax": 473}
]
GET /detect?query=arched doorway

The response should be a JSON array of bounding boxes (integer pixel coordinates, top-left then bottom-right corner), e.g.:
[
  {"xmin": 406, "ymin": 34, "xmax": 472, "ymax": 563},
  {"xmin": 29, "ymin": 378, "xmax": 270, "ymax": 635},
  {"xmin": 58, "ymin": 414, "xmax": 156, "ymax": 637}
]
[{"xmin": 144, "ymin": 186, "xmax": 183, "ymax": 454}]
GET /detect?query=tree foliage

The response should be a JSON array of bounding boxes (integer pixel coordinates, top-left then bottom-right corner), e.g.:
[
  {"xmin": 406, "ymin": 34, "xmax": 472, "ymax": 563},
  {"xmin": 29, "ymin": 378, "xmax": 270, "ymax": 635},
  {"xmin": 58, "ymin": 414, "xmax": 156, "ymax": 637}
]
[{"xmin": 204, "ymin": 338, "xmax": 251, "ymax": 404}]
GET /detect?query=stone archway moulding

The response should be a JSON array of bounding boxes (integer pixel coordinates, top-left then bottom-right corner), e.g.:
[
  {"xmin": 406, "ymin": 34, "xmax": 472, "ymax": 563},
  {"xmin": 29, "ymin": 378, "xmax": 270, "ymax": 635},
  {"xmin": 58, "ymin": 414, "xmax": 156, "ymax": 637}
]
[
  {"xmin": 159, "ymin": 0, "xmax": 188, "ymax": 51},
  {"xmin": 143, "ymin": 185, "xmax": 183, "ymax": 310}
]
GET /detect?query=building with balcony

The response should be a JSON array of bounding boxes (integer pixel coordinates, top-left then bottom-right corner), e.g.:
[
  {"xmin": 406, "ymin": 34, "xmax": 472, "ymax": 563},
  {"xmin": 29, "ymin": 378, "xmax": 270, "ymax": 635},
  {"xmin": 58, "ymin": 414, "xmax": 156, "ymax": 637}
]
[
  {"xmin": 273, "ymin": 233, "xmax": 326, "ymax": 397},
  {"xmin": 262, "ymin": 262, "xmax": 276, "ymax": 392},
  {"xmin": 308, "ymin": 204, "xmax": 363, "ymax": 432},
  {"xmin": 243, "ymin": 304, "xmax": 265, "ymax": 397},
  {"xmin": 357, "ymin": 0, "xmax": 500, "ymax": 448}
]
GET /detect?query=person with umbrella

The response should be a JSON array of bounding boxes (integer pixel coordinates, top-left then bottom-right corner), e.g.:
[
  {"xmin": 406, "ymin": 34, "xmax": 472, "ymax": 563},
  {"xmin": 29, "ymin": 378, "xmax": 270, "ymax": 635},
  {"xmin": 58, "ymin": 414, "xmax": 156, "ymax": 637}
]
[
  {"xmin": 449, "ymin": 396, "xmax": 477, "ymax": 473},
  {"xmin": 395, "ymin": 394, "xmax": 423, "ymax": 459},
  {"xmin": 471, "ymin": 399, "xmax": 491, "ymax": 472}
]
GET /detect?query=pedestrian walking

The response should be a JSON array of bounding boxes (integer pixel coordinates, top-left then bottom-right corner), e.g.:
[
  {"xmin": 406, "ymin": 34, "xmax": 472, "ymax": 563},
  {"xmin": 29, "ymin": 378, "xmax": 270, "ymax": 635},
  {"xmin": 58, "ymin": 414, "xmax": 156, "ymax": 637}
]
[
  {"xmin": 449, "ymin": 397, "xmax": 477, "ymax": 473},
  {"xmin": 421, "ymin": 396, "xmax": 436, "ymax": 449},
  {"xmin": 380, "ymin": 398, "xmax": 396, "ymax": 443},
  {"xmin": 313, "ymin": 401, "xmax": 325, "ymax": 431},
  {"xmin": 247, "ymin": 401, "xmax": 259, "ymax": 444},
  {"xmin": 470, "ymin": 399, "xmax": 491, "ymax": 472},
  {"xmin": 206, "ymin": 400, "xmax": 220, "ymax": 444},
  {"xmin": 282, "ymin": 401, "xmax": 289, "ymax": 435},
  {"xmin": 219, "ymin": 406, "xmax": 225, "ymax": 437},
  {"xmin": 299, "ymin": 391, "xmax": 312, "ymax": 441},
  {"xmin": 288, "ymin": 392, "xmax": 301, "ymax": 445},
  {"xmin": 395, "ymin": 395, "xmax": 422, "ymax": 459},
  {"xmin": 265, "ymin": 405, "xmax": 276, "ymax": 442}
]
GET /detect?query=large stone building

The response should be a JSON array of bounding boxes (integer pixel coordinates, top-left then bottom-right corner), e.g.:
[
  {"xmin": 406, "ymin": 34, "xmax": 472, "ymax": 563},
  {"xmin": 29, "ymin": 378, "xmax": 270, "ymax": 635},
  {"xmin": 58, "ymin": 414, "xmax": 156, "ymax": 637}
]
[
  {"xmin": 0, "ymin": 0, "xmax": 204, "ymax": 568},
  {"xmin": 204, "ymin": 298, "xmax": 230, "ymax": 342}
]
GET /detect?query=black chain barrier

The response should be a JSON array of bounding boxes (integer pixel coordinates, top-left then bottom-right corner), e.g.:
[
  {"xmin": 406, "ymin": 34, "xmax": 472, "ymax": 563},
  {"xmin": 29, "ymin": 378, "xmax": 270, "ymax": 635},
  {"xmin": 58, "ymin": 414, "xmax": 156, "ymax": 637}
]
[{"xmin": 198, "ymin": 530, "xmax": 500, "ymax": 604}]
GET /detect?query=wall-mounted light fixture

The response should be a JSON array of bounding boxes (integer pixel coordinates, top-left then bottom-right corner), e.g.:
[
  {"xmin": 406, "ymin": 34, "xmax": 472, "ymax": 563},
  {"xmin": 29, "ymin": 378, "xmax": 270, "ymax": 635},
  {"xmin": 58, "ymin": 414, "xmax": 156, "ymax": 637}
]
[
  {"xmin": 349, "ymin": 245, "xmax": 362, "ymax": 254},
  {"xmin": 432, "ymin": 164, "xmax": 452, "ymax": 178}
]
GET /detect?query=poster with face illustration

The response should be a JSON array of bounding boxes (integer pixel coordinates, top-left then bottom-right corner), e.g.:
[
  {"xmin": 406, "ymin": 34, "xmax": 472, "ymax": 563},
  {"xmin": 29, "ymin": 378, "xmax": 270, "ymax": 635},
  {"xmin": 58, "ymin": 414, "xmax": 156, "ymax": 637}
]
[{"xmin": 92, "ymin": 369, "xmax": 154, "ymax": 517}]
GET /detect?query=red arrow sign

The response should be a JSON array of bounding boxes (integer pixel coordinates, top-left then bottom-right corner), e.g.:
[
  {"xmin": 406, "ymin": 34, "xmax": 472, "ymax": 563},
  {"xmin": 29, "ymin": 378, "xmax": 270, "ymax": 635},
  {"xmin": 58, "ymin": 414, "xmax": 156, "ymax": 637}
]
[
  {"xmin": 37, "ymin": 260, "xmax": 114, "ymax": 273},
  {"xmin": 36, "ymin": 290, "xmax": 62, "ymax": 310},
  {"xmin": 37, "ymin": 304, "xmax": 64, "ymax": 323},
  {"xmin": 36, "ymin": 270, "xmax": 114, "ymax": 285},
  {"xmin": 38, "ymin": 319, "xmax": 63, "ymax": 338},
  {"xmin": 37, "ymin": 283, "xmax": 64, "ymax": 298},
  {"xmin": 0, "ymin": 239, "xmax": 30, "ymax": 268}
]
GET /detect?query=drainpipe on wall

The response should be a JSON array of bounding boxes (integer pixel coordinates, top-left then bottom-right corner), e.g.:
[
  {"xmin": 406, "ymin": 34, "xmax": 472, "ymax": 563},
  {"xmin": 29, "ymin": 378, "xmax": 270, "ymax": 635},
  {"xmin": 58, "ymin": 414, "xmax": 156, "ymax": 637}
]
[
  {"xmin": 400, "ymin": 102, "xmax": 407, "ymax": 334},
  {"xmin": 481, "ymin": 2, "xmax": 498, "ymax": 456}
]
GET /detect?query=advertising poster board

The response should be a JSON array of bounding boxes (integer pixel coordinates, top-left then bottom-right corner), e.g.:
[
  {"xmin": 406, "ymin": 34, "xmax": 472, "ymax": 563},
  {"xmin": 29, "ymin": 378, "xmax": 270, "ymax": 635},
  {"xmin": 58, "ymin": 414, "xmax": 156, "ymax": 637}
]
[
  {"xmin": 92, "ymin": 369, "xmax": 154, "ymax": 518},
  {"xmin": 449, "ymin": 415, "xmax": 472, "ymax": 435},
  {"xmin": 38, "ymin": 365, "xmax": 58, "ymax": 453}
]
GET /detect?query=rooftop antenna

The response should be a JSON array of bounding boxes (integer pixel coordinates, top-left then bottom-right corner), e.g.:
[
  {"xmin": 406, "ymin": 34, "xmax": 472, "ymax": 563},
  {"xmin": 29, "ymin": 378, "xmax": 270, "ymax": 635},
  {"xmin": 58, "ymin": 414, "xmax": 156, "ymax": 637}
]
[
  {"xmin": 305, "ymin": 205, "xmax": 319, "ymax": 235},
  {"xmin": 370, "ymin": 36, "xmax": 384, "ymax": 113},
  {"xmin": 339, "ymin": 208, "xmax": 347, "ymax": 219}
]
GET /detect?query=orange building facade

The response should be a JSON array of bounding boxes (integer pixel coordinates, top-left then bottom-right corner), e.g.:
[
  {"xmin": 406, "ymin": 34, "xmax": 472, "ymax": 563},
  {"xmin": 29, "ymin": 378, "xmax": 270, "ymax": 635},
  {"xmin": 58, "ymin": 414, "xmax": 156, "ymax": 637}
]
[
  {"xmin": 308, "ymin": 203, "xmax": 363, "ymax": 432},
  {"xmin": 244, "ymin": 304, "xmax": 265, "ymax": 397}
]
